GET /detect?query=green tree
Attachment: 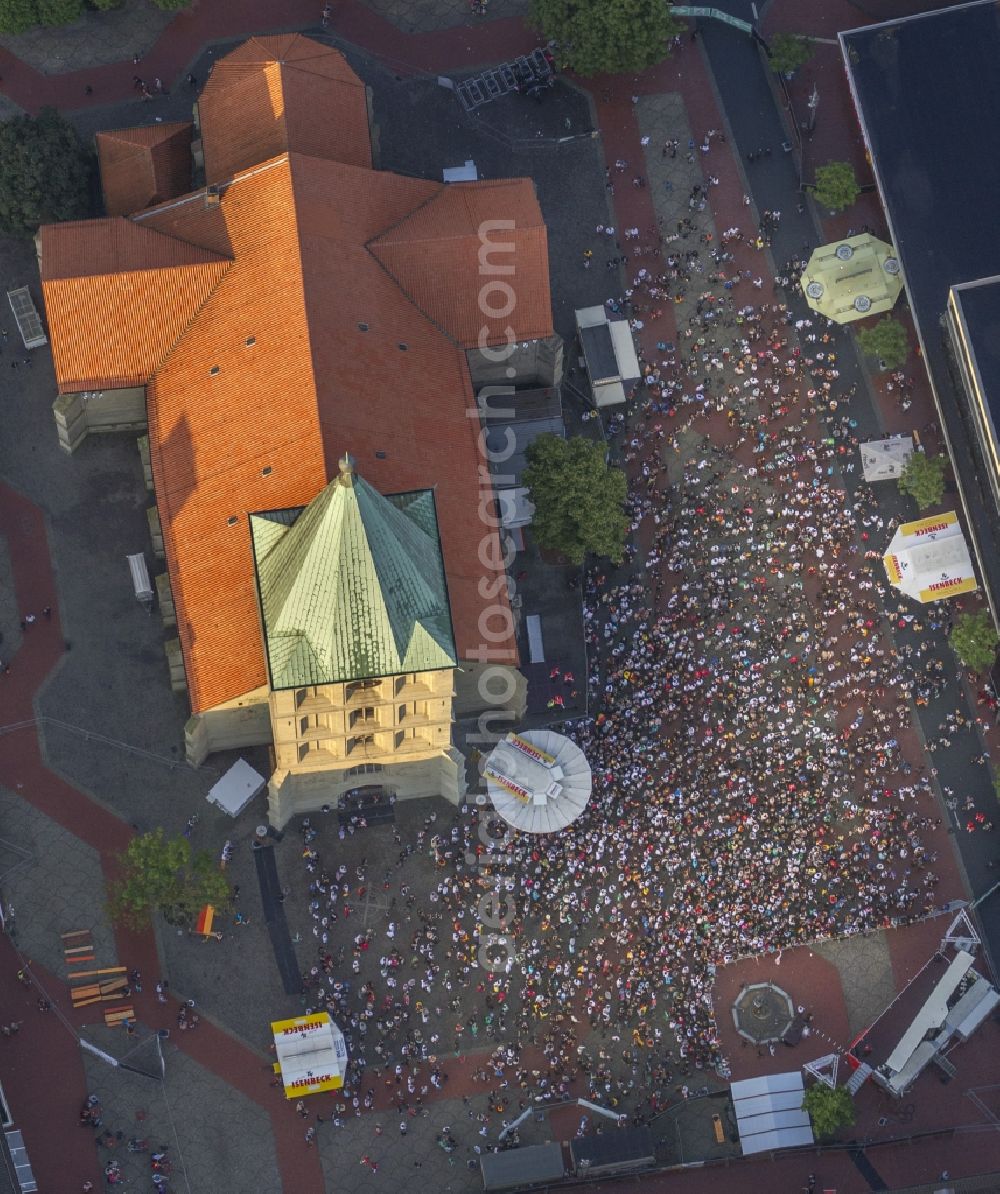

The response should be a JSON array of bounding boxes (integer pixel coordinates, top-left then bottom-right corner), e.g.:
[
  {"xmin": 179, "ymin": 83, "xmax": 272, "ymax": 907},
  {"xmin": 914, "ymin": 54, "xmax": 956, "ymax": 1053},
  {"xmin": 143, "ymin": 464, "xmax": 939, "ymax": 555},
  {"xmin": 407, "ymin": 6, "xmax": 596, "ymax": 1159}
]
[
  {"xmin": 897, "ymin": 451, "xmax": 946, "ymax": 511},
  {"xmin": 858, "ymin": 316, "xmax": 909, "ymax": 370},
  {"xmin": 950, "ymin": 610, "xmax": 999, "ymax": 672},
  {"xmin": 809, "ymin": 160, "xmax": 860, "ymax": 212},
  {"xmin": 530, "ymin": 0, "xmax": 683, "ymax": 77},
  {"xmin": 110, "ymin": 828, "xmax": 231, "ymax": 930},
  {"xmin": 522, "ymin": 433, "xmax": 628, "ymax": 565},
  {"xmin": 150, "ymin": 0, "xmax": 191, "ymax": 9},
  {"xmin": 0, "ymin": 107, "xmax": 94, "ymax": 238},
  {"xmin": 992, "ymin": 769, "xmax": 1000, "ymax": 804},
  {"xmin": 768, "ymin": 32, "xmax": 815, "ymax": 77},
  {"xmin": 0, "ymin": 0, "xmax": 40, "ymax": 33},
  {"xmin": 35, "ymin": 0, "xmax": 83, "ymax": 24},
  {"xmin": 801, "ymin": 1084, "xmax": 856, "ymax": 1140}
]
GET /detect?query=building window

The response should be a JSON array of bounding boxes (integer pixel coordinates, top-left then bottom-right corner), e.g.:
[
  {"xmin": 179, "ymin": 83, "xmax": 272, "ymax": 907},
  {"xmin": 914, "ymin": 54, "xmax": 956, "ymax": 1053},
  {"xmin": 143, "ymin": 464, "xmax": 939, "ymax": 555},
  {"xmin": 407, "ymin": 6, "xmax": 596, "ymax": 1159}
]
[
  {"xmin": 346, "ymin": 678, "xmax": 381, "ymax": 700},
  {"xmin": 347, "ymin": 763, "xmax": 384, "ymax": 777},
  {"xmin": 227, "ymin": 515, "xmax": 239, "ymax": 526},
  {"xmin": 245, "ymin": 336, "xmax": 256, "ymax": 347},
  {"xmin": 348, "ymin": 733, "xmax": 375, "ymax": 754},
  {"xmin": 261, "ymin": 466, "xmax": 272, "ymax": 476},
  {"xmin": 209, "ymin": 365, "xmax": 220, "ymax": 375},
  {"xmin": 350, "ymin": 706, "xmax": 376, "ymax": 728}
]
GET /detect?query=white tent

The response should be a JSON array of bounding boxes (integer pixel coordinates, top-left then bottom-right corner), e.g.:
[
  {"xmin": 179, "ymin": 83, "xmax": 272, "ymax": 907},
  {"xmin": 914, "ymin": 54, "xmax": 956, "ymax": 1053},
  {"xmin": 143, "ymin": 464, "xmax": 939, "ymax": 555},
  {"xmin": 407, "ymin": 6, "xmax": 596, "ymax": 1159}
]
[
  {"xmin": 271, "ymin": 1013, "xmax": 348, "ymax": 1098},
  {"xmin": 484, "ymin": 730, "xmax": 591, "ymax": 834},
  {"xmin": 207, "ymin": 758, "xmax": 266, "ymax": 817},
  {"xmin": 883, "ymin": 511, "xmax": 978, "ymax": 603},
  {"xmin": 860, "ymin": 435, "xmax": 913, "ymax": 481},
  {"xmin": 730, "ymin": 1071, "xmax": 814, "ymax": 1156}
]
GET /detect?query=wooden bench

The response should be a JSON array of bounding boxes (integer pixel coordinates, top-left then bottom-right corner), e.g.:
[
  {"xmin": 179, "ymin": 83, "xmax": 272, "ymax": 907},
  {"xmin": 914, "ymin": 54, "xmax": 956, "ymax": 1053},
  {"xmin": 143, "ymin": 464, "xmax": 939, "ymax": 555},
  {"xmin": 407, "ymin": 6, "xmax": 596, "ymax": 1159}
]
[{"xmin": 104, "ymin": 1006, "xmax": 134, "ymax": 1029}]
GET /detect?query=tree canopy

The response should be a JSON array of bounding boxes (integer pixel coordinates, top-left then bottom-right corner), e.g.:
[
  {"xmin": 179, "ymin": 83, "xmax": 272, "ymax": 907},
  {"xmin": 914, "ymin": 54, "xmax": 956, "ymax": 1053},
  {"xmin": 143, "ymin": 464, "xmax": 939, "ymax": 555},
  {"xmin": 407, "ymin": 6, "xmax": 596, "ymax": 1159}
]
[
  {"xmin": 110, "ymin": 828, "xmax": 231, "ymax": 930},
  {"xmin": 530, "ymin": 0, "xmax": 684, "ymax": 77},
  {"xmin": 522, "ymin": 433, "xmax": 628, "ymax": 566},
  {"xmin": 858, "ymin": 316, "xmax": 909, "ymax": 370},
  {"xmin": 897, "ymin": 451, "xmax": 946, "ymax": 511},
  {"xmin": 768, "ymin": 32, "xmax": 814, "ymax": 76},
  {"xmin": 801, "ymin": 1084, "xmax": 856, "ymax": 1139},
  {"xmin": 810, "ymin": 160, "xmax": 859, "ymax": 213},
  {"xmin": 950, "ymin": 609, "xmax": 999, "ymax": 672},
  {"xmin": 0, "ymin": 0, "xmax": 82, "ymax": 33},
  {"xmin": 0, "ymin": 107, "xmax": 94, "ymax": 238}
]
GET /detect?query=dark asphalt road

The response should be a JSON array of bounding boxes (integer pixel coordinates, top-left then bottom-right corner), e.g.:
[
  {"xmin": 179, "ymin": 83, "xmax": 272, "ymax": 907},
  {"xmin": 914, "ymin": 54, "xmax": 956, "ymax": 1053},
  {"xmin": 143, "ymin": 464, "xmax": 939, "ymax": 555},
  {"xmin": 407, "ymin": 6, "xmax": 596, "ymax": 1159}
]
[{"xmin": 696, "ymin": 14, "xmax": 1000, "ymax": 974}]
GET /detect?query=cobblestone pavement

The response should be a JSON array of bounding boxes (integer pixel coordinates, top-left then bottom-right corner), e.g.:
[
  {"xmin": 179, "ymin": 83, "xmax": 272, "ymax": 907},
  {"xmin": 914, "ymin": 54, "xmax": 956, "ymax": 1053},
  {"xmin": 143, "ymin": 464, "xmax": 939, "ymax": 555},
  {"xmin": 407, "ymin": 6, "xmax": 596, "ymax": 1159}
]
[
  {"xmin": 0, "ymin": 0, "xmax": 173, "ymax": 75},
  {"xmin": 361, "ymin": 0, "xmax": 528, "ymax": 35},
  {"xmin": 812, "ymin": 929, "xmax": 895, "ymax": 1037}
]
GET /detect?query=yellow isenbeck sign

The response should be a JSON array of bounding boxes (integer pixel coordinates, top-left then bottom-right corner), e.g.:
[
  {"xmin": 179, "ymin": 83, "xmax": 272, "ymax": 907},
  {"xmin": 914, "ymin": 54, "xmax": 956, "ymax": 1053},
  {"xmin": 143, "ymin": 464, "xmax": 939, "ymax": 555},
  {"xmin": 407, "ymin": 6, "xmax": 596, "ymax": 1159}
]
[
  {"xmin": 271, "ymin": 1013, "xmax": 346, "ymax": 1097},
  {"xmin": 484, "ymin": 764, "xmax": 532, "ymax": 804},
  {"xmin": 507, "ymin": 732, "xmax": 556, "ymax": 766}
]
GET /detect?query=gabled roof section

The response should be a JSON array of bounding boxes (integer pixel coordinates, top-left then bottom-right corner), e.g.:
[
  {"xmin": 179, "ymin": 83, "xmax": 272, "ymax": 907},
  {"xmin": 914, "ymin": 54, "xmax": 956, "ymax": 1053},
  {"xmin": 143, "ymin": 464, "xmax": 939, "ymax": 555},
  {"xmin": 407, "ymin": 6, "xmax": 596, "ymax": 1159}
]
[
  {"xmin": 368, "ymin": 180, "xmax": 554, "ymax": 347},
  {"xmin": 96, "ymin": 122, "xmax": 193, "ymax": 217},
  {"xmin": 40, "ymin": 218, "xmax": 230, "ymax": 393},
  {"xmin": 199, "ymin": 34, "xmax": 371, "ymax": 184},
  {"xmin": 250, "ymin": 460, "xmax": 456, "ymax": 688}
]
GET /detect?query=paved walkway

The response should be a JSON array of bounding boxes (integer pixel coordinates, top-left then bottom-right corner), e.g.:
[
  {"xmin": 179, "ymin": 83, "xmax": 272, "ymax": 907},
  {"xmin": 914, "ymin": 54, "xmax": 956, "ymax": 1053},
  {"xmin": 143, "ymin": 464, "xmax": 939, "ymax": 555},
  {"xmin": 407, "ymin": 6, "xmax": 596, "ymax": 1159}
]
[
  {"xmin": 0, "ymin": 0, "xmax": 536, "ymax": 114},
  {"xmin": 0, "ymin": 480, "xmax": 324, "ymax": 1192}
]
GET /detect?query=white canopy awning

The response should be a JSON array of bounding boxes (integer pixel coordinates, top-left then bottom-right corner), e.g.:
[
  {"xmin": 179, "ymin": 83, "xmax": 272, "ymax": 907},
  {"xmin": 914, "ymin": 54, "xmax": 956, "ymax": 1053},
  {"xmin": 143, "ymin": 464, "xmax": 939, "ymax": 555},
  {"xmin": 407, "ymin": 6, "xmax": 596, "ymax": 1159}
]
[
  {"xmin": 860, "ymin": 435, "xmax": 913, "ymax": 481},
  {"xmin": 207, "ymin": 758, "xmax": 266, "ymax": 817}
]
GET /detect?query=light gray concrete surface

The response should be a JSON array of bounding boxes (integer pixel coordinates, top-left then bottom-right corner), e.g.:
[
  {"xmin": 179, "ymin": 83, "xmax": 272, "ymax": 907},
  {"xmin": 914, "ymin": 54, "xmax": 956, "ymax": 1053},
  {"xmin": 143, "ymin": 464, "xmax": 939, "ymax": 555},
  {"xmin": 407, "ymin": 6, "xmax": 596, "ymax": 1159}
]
[{"xmin": 81, "ymin": 1024, "xmax": 281, "ymax": 1194}]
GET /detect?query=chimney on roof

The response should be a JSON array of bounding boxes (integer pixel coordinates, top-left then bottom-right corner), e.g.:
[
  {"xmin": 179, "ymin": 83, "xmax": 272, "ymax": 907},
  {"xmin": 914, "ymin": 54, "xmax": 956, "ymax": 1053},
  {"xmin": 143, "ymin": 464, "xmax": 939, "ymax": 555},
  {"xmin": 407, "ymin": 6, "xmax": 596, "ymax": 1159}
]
[
  {"xmin": 337, "ymin": 453, "xmax": 356, "ymax": 488},
  {"xmin": 205, "ymin": 183, "xmax": 221, "ymax": 208}
]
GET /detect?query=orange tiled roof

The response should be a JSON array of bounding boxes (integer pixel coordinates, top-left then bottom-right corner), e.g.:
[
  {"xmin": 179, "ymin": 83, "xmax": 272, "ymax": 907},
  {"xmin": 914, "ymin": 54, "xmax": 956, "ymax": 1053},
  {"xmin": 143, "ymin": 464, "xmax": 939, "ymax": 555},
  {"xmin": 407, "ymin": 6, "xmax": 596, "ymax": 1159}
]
[
  {"xmin": 40, "ymin": 219, "xmax": 230, "ymax": 393},
  {"xmin": 96, "ymin": 122, "xmax": 193, "ymax": 217},
  {"xmin": 40, "ymin": 37, "xmax": 554, "ymax": 714},
  {"xmin": 198, "ymin": 35, "xmax": 371, "ymax": 184},
  {"xmin": 369, "ymin": 180, "xmax": 553, "ymax": 347}
]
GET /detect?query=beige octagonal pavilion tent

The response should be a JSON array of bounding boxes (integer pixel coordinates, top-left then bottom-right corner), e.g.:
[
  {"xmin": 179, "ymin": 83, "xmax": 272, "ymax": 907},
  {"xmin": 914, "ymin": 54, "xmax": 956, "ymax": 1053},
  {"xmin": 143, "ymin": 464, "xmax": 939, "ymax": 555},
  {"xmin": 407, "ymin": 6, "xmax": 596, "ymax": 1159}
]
[{"xmin": 801, "ymin": 233, "xmax": 903, "ymax": 324}]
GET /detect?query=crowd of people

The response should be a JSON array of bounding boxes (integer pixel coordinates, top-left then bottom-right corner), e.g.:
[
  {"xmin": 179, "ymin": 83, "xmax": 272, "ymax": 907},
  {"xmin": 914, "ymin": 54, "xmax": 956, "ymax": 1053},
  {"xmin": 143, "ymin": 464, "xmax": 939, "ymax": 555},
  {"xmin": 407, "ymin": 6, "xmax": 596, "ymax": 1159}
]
[{"xmin": 284, "ymin": 118, "xmax": 969, "ymax": 1149}]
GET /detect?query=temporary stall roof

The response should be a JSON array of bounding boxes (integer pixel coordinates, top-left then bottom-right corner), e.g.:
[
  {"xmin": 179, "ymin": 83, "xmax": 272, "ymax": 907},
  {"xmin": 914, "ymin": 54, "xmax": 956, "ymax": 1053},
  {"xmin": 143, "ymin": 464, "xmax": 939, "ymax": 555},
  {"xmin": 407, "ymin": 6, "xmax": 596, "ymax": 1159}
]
[
  {"xmin": 497, "ymin": 485, "xmax": 536, "ymax": 531},
  {"xmin": 730, "ymin": 1073, "xmax": 804, "ymax": 1099},
  {"xmin": 733, "ymin": 1089, "xmax": 805, "ymax": 1118},
  {"xmin": 207, "ymin": 758, "xmax": 266, "ymax": 817},
  {"xmin": 570, "ymin": 1126, "xmax": 654, "ymax": 1174},
  {"xmin": 575, "ymin": 305, "xmax": 641, "ymax": 407},
  {"xmin": 731, "ymin": 1070, "xmax": 813, "ymax": 1156},
  {"xmin": 883, "ymin": 511, "xmax": 978, "ymax": 602},
  {"xmin": 884, "ymin": 950, "xmax": 974, "ymax": 1076},
  {"xmin": 127, "ymin": 552, "xmax": 154, "ymax": 606},
  {"xmin": 484, "ymin": 730, "xmax": 592, "ymax": 834},
  {"xmin": 801, "ymin": 233, "xmax": 903, "ymax": 324},
  {"xmin": 7, "ymin": 286, "xmax": 47, "ymax": 349},
  {"xmin": 946, "ymin": 975, "xmax": 1000, "ymax": 1040},
  {"xmin": 860, "ymin": 435, "xmax": 914, "ymax": 482},
  {"xmin": 480, "ymin": 1142, "xmax": 564, "ymax": 1191},
  {"xmin": 271, "ymin": 1012, "xmax": 347, "ymax": 1098}
]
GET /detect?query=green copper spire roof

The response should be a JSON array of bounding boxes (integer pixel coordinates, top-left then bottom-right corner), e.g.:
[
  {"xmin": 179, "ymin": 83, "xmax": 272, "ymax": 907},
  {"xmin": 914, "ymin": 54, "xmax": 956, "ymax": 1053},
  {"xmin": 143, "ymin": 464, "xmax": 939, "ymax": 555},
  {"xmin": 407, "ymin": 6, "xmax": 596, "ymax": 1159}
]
[{"xmin": 249, "ymin": 456, "xmax": 456, "ymax": 689}]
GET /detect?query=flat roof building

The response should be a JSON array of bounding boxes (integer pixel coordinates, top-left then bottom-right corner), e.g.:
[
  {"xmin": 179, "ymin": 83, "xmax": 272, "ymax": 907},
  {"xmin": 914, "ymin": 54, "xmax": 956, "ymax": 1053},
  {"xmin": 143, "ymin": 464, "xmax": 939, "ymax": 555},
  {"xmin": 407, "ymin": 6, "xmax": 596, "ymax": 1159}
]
[{"xmin": 840, "ymin": 0, "xmax": 1000, "ymax": 617}]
